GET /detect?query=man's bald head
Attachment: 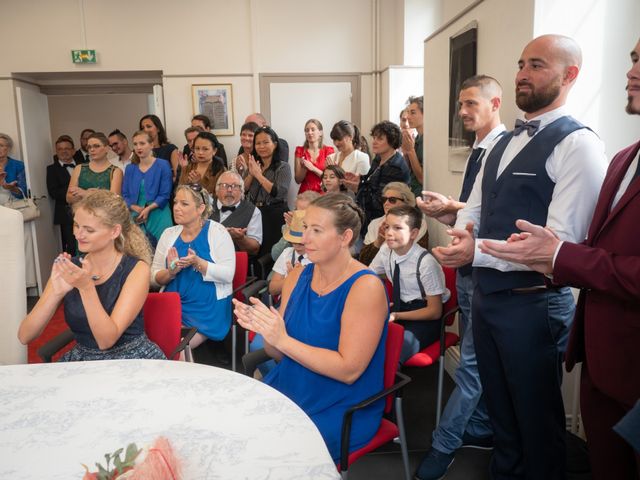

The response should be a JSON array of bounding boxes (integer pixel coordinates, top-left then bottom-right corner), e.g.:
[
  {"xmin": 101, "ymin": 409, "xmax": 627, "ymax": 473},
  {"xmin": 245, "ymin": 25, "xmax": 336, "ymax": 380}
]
[
  {"xmin": 244, "ymin": 113, "xmax": 267, "ymax": 126},
  {"xmin": 527, "ymin": 34, "xmax": 582, "ymax": 69}
]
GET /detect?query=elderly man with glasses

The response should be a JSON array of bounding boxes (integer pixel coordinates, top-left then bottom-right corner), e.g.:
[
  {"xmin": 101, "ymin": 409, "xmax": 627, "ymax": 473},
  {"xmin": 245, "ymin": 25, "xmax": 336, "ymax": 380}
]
[{"xmin": 210, "ymin": 170, "xmax": 262, "ymax": 255}]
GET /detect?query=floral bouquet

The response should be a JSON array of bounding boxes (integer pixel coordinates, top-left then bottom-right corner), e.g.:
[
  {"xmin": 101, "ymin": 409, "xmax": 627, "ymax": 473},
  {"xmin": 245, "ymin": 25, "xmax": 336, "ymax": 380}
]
[{"xmin": 82, "ymin": 437, "xmax": 181, "ymax": 480}]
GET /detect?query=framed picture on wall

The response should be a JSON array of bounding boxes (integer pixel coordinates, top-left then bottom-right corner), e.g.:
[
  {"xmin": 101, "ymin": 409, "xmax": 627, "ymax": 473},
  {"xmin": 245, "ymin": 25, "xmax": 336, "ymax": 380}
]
[
  {"xmin": 448, "ymin": 22, "xmax": 478, "ymax": 169},
  {"xmin": 191, "ymin": 84, "xmax": 234, "ymax": 136}
]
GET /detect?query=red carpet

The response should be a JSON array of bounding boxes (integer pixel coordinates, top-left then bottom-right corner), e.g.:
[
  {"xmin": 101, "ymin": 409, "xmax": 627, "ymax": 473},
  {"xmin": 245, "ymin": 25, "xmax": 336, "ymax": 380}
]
[{"xmin": 27, "ymin": 305, "xmax": 75, "ymax": 363}]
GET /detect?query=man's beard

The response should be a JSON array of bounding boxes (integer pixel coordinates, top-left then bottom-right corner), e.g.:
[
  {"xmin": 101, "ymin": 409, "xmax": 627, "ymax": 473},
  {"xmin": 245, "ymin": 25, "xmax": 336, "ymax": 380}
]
[{"xmin": 516, "ymin": 77, "xmax": 562, "ymax": 113}]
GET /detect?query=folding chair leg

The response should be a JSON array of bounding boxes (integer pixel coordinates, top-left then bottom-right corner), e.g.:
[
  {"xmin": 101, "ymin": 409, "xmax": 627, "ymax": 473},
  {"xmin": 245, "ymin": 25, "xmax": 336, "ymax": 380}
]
[
  {"xmin": 436, "ymin": 355, "xmax": 445, "ymax": 426},
  {"xmin": 232, "ymin": 324, "xmax": 237, "ymax": 372},
  {"xmin": 244, "ymin": 330, "xmax": 249, "ymax": 357},
  {"xmin": 395, "ymin": 397, "xmax": 411, "ymax": 480}
]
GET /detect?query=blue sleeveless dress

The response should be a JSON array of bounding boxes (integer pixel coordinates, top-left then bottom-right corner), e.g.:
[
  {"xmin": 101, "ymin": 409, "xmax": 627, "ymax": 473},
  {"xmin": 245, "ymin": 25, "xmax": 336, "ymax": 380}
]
[
  {"xmin": 165, "ymin": 222, "xmax": 232, "ymax": 340},
  {"xmin": 264, "ymin": 264, "xmax": 388, "ymax": 461}
]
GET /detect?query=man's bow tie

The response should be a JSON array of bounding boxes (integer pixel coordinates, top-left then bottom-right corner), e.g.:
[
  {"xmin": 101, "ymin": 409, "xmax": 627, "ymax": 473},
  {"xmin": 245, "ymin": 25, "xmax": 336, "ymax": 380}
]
[
  {"xmin": 513, "ymin": 119, "xmax": 541, "ymax": 137},
  {"xmin": 221, "ymin": 205, "xmax": 236, "ymax": 212}
]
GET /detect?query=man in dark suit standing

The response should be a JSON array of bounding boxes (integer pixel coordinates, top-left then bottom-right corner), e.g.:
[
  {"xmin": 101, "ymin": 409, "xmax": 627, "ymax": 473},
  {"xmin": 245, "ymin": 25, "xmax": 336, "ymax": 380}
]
[
  {"xmin": 47, "ymin": 135, "xmax": 77, "ymax": 254},
  {"xmin": 431, "ymin": 34, "xmax": 607, "ymax": 480},
  {"xmin": 73, "ymin": 128, "xmax": 95, "ymax": 164},
  {"xmin": 479, "ymin": 36, "xmax": 640, "ymax": 480}
]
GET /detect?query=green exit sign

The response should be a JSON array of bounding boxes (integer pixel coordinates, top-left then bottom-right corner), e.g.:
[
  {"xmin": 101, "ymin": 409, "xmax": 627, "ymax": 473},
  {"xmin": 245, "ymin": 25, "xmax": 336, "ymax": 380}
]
[{"xmin": 71, "ymin": 50, "xmax": 97, "ymax": 64}]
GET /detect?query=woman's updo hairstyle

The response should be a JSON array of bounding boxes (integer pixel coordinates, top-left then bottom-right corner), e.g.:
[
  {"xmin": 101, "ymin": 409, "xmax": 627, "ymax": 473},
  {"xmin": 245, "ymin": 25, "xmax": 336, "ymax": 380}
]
[
  {"xmin": 310, "ymin": 192, "xmax": 364, "ymax": 246},
  {"xmin": 73, "ymin": 190, "xmax": 152, "ymax": 264},
  {"xmin": 329, "ymin": 120, "xmax": 361, "ymax": 148}
]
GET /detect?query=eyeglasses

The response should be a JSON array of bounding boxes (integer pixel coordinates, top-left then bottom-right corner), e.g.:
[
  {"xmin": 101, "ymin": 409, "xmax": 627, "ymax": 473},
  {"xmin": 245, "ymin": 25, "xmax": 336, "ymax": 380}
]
[
  {"xmin": 187, "ymin": 183, "xmax": 207, "ymax": 204},
  {"xmin": 381, "ymin": 196, "xmax": 404, "ymax": 205},
  {"xmin": 218, "ymin": 183, "xmax": 243, "ymax": 191}
]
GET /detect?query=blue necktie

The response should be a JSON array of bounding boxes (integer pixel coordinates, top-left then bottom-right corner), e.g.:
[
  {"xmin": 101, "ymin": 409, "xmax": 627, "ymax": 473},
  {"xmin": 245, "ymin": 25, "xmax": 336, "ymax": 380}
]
[
  {"xmin": 633, "ymin": 156, "xmax": 640, "ymax": 182},
  {"xmin": 513, "ymin": 119, "xmax": 541, "ymax": 137}
]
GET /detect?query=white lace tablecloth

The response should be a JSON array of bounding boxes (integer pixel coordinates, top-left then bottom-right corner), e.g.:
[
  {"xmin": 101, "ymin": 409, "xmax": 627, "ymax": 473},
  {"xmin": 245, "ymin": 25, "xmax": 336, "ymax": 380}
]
[{"xmin": 0, "ymin": 360, "xmax": 339, "ymax": 479}]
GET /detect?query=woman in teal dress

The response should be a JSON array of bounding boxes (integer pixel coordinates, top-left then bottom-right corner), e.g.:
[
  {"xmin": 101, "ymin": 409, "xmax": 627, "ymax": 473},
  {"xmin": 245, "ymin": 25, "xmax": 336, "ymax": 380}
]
[
  {"xmin": 233, "ymin": 193, "xmax": 388, "ymax": 462},
  {"xmin": 151, "ymin": 184, "xmax": 235, "ymax": 352},
  {"xmin": 66, "ymin": 132, "xmax": 122, "ymax": 206},
  {"xmin": 122, "ymin": 131, "xmax": 173, "ymax": 247}
]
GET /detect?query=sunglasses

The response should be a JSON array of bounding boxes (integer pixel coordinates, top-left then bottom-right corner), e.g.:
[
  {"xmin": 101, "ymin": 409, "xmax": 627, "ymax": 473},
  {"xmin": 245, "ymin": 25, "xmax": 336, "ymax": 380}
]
[
  {"xmin": 187, "ymin": 183, "xmax": 207, "ymax": 204},
  {"xmin": 381, "ymin": 196, "xmax": 404, "ymax": 205}
]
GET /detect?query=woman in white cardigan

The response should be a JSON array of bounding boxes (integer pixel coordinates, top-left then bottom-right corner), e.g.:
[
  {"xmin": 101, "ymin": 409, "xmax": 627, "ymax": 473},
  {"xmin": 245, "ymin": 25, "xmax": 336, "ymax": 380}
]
[{"xmin": 151, "ymin": 184, "xmax": 235, "ymax": 350}]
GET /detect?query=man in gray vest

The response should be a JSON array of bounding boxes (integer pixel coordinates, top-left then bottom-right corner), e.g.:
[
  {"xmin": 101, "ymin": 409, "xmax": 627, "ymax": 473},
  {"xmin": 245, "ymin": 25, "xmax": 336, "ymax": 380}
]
[
  {"xmin": 430, "ymin": 34, "xmax": 607, "ymax": 480},
  {"xmin": 210, "ymin": 171, "xmax": 262, "ymax": 255},
  {"xmin": 414, "ymin": 75, "xmax": 505, "ymax": 479}
]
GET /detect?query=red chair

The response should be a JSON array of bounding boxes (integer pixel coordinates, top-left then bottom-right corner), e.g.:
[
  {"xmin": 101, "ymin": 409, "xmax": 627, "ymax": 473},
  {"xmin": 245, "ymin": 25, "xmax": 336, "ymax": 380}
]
[
  {"xmin": 231, "ymin": 251, "xmax": 258, "ymax": 371},
  {"xmin": 144, "ymin": 292, "xmax": 195, "ymax": 360},
  {"xmin": 403, "ymin": 266, "xmax": 460, "ymax": 425},
  {"xmin": 339, "ymin": 322, "xmax": 411, "ymax": 480},
  {"xmin": 37, "ymin": 292, "xmax": 194, "ymax": 362}
]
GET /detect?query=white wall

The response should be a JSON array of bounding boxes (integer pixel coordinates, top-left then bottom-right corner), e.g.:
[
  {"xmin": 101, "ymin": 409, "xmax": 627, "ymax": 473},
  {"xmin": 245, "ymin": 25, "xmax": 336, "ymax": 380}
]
[
  {"xmin": 533, "ymin": 0, "xmax": 640, "ymax": 157},
  {"xmin": 0, "ymin": 80, "xmax": 22, "ymax": 159},
  {"xmin": 48, "ymin": 94, "xmax": 149, "ymax": 145},
  {"xmin": 388, "ymin": 66, "xmax": 424, "ymax": 125},
  {"xmin": 0, "ymin": 207, "xmax": 27, "ymax": 365},
  {"xmin": 162, "ymin": 76, "xmax": 255, "ymax": 158}
]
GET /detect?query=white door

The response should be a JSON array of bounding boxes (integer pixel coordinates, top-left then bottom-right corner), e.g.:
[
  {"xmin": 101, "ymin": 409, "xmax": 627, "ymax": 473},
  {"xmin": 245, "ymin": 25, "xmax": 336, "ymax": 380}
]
[
  {"xmin": 152, "ymin": 84, "xmax": 165, "ymax": 124},
  {"xmin": 270, "ymin": 82, "xmax": 352, "ymax": 208},
  {"xmin": 16, "ymin": 86, "xmax": 57, "ymax": 295}
]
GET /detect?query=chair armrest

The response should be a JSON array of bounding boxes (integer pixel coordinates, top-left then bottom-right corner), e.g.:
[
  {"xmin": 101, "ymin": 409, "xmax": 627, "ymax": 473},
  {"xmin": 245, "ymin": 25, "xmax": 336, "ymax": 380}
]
[
  {"xmin": 340, "ymin": 371, "xmax": 411, "ymax": 471},
  {"xmin": 440, "ymin": 306, "xmax": 460, "ymax": 356},
  {"xmin": 37, "ymin": 329, "xmax": 75, "ymax": 363},
  {"xmin": 241, "ymin": 348, "xmax": 272, "ymax": 377},
  {"xmin": 254, "ymin": 253, "xmax": 274, "ymax": 280},
  {"xmin": 242, "ymin": 279, "xmax": 269, "ymax": 303},
  {"xmin": 168, "ymin": 326, "xmax": 198, "ymax": 359},
  {"xmin": 233, "ymin": 276, "xmax": 256, "ymax": 296}
]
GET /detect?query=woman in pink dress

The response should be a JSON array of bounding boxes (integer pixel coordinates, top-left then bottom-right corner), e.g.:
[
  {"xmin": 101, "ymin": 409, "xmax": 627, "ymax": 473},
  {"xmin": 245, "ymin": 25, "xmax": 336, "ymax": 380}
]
[{"xmin": 294, "ymin": 119, "xmax": 334, "ymax": 194}]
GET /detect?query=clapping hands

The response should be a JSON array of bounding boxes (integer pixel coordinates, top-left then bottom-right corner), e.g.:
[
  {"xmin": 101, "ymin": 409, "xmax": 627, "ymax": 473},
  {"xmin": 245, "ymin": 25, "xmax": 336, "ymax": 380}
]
[{"xmin": 232, "ymin": 296, "xmax": 288, "ymax": 349}]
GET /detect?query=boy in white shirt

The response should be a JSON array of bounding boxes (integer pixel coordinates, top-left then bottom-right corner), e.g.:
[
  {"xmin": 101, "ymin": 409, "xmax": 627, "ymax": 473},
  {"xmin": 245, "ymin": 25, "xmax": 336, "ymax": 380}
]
[{"xmin": 370, "ymin": 205, "xmax": 449, "ymax": 362}]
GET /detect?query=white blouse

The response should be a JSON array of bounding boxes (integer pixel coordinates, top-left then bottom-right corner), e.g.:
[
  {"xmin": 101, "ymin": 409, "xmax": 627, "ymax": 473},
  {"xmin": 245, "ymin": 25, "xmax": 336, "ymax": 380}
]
[{"xmin": 326, "ymin": 149, "xmax": 370, "ymax": 175}]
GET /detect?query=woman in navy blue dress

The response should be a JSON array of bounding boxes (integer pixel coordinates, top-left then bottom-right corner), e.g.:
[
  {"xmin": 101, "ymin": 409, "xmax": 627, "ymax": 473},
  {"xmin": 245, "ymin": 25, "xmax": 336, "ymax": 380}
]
[
  {"xmin": 18, "ymin": 190, "xmax": 165, "ymax": 361},
  {"xmin": 234, "ymin": 193, "xmax": 388, "ymax": 461}
]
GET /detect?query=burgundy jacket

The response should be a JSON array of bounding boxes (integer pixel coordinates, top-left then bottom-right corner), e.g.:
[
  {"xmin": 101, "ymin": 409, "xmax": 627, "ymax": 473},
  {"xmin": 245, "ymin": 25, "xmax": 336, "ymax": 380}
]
[{"xmin": 556, "ymin": 140, "xmax": 640, "ymax": 406}]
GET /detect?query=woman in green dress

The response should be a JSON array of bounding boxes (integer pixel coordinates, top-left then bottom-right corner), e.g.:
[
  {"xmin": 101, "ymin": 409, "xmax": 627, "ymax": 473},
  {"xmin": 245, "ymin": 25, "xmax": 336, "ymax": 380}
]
[
  {"xmin": 66, "ymin": 132, "xmax": 122, "ymax": 205},
  {"xmin": 122, "ymin": 131, "xmax": 173, "ymax": 248}
]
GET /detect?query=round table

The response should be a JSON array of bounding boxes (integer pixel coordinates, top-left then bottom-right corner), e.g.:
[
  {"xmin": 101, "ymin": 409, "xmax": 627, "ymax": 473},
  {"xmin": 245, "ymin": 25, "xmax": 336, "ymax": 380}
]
[{"xmin": 0, "ymin": 360, "xmax": 339, "ymax": 479}]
